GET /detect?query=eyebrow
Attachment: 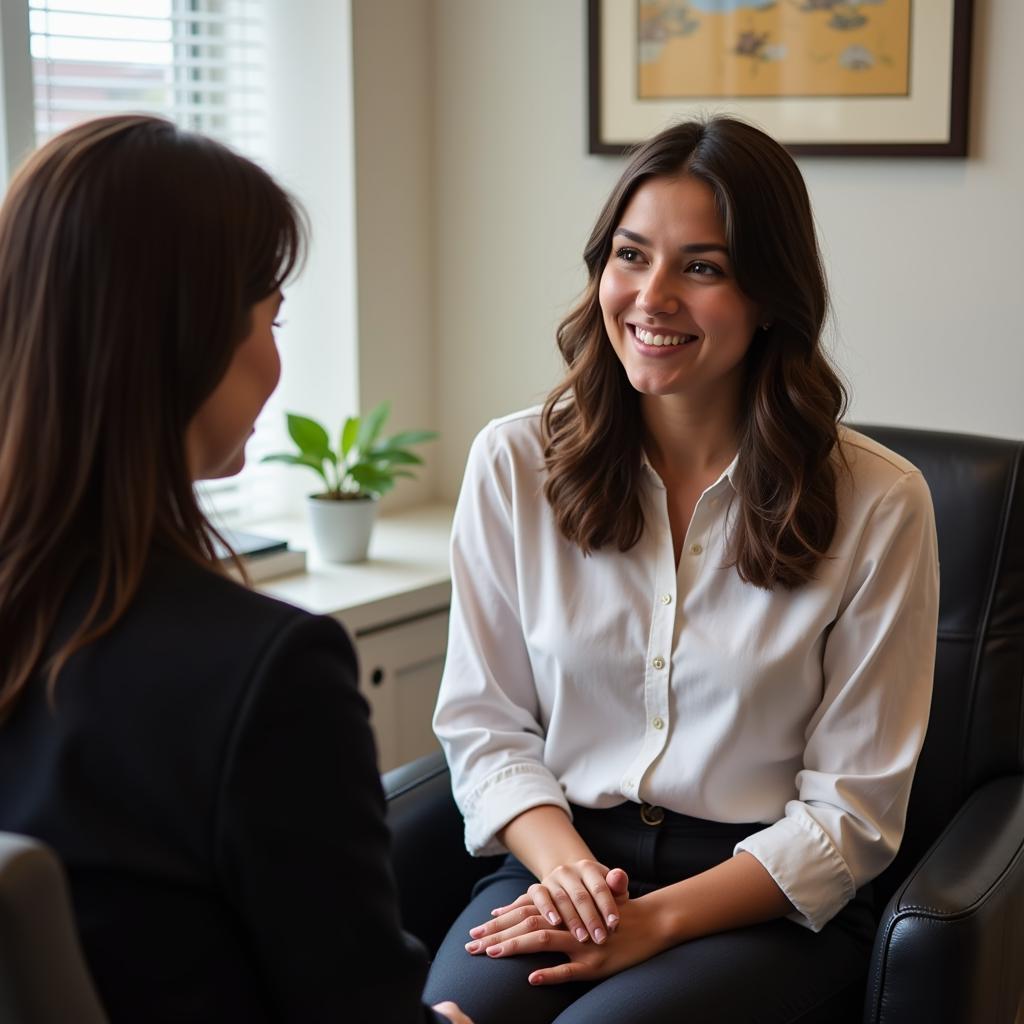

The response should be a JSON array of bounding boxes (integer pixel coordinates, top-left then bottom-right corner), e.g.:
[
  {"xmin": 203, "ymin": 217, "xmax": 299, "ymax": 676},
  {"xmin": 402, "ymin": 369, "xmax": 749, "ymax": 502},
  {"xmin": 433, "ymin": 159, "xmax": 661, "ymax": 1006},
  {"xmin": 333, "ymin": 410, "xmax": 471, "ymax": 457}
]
[{"xmin": 613, "ymin": 227, "xmax": 729, "ymax": 255}]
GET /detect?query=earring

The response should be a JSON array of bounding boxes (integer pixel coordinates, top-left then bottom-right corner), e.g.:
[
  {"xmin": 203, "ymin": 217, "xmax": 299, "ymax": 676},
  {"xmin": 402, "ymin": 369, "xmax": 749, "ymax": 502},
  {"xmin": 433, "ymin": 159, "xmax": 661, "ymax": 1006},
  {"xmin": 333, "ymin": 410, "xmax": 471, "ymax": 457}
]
[{"xmin": 760, "ymin": 321, "xmax": 773, "ymax": 331}]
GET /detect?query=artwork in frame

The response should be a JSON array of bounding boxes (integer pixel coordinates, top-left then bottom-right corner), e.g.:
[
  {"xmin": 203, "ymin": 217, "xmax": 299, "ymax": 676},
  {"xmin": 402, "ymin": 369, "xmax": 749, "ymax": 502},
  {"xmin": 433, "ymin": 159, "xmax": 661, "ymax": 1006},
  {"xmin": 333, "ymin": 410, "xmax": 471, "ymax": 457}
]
[{"xmin": 588, "ymin": 0, "xmax": 974, "ymax": 157}]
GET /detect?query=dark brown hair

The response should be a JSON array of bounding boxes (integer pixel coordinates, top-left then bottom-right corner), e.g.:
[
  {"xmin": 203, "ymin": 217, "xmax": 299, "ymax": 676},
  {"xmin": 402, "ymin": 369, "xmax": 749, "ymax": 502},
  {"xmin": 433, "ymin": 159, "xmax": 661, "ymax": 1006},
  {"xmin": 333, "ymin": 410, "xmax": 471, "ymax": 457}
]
[
  {"xmin": 542, "ymin": 116, "xmax": 847, "ymax": 589},
  {"xmin": 0, "ymin": 115, "xmax": 305, "ymax": 720}
]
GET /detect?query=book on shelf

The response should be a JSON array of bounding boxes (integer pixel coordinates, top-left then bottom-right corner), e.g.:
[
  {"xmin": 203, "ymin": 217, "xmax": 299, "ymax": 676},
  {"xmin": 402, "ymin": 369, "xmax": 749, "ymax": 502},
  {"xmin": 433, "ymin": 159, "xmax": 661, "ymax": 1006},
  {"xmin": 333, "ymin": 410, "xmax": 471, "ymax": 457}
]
[{"xmin": 215, "ymin": 529, "xmax": 307, "ymax": 584}]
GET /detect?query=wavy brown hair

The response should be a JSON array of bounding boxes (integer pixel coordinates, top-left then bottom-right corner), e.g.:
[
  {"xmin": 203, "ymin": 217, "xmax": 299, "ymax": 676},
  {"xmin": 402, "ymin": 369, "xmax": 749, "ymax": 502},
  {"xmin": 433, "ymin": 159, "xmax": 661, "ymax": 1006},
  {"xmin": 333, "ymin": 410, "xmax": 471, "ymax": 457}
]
[
  {"xmin": 0, "ymin": 116, "xmax": 305, "ymax": 720},
  {"xmin": 542, "ymin": 116, "xmax": 847, "ymax": 589}
]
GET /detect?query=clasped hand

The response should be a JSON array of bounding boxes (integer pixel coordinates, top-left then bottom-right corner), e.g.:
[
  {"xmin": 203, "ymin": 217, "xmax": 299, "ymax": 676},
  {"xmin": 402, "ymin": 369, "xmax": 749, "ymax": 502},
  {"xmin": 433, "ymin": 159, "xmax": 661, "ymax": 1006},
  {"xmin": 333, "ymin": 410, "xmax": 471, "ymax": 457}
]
[{"xmin": 463, "ymin": 861, "xmax": 665, "ymax": 986}]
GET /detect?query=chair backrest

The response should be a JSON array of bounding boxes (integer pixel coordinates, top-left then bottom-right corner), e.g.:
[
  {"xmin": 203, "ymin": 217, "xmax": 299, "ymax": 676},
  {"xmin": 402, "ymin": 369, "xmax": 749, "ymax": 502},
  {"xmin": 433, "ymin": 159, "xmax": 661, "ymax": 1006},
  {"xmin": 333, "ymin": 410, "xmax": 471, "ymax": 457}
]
[
  {"xmin": 854, "ymin": 425, "xmax": 1024, "ymax": 905},
  {"xmin": 0, "ymin": 832, "xmax": 108, "ymax": 1024}
]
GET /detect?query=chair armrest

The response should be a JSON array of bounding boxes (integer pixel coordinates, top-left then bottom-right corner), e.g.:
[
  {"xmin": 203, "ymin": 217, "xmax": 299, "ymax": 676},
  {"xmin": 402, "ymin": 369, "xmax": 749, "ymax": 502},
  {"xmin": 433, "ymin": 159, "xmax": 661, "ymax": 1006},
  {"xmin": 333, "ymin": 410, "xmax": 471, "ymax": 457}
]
[
  {"xmin": 0, "ymin": 832, "xmax": 108, "ymax": 1023},
  {"xmin": 384, "ymin": 752, "xmax": 502, "ymax": 954},
  {"xmin": 865, "ymin": 774, "xmax": 1024, "ymax": 1024},
  {"xmin": 382, "ymin": 750, "xmax": 450, "ymax": 801}
]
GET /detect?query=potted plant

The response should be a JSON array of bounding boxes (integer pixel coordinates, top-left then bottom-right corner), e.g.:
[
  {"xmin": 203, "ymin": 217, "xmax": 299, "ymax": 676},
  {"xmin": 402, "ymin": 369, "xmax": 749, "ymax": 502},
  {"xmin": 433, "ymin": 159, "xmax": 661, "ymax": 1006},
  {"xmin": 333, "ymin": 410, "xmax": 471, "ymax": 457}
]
[{"xmin": 263, "ymin": 401, "xmax": 437, "ymax": 563}]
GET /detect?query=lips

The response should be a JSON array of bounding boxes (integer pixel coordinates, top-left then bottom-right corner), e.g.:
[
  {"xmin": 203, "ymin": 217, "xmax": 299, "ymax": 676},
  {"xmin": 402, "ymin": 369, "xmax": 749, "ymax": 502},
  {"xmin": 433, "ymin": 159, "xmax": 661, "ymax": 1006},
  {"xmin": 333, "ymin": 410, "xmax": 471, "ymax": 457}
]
[{"xmin": 630, "ymin": 324, "xmax": 699, "ymax": 348}]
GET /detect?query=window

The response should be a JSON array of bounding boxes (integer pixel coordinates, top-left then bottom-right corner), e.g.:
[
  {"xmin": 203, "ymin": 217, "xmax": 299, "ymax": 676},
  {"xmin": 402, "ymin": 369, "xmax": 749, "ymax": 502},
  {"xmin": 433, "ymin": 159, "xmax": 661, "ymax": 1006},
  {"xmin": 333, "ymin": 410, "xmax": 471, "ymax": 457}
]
[
  {"xmin": 25, "ymin": 0, "xmax": 289, "ymax": 526},
  {"xmin": 30, "ymin": 0, "xmax": 266, "ymax": 152}
]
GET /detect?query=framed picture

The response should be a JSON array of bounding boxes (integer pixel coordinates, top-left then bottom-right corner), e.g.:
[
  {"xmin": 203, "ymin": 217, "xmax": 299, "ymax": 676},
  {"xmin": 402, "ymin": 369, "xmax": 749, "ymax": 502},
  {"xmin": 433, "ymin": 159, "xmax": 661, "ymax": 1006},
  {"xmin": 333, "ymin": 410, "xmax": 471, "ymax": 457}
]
[{"xmin": 588, "ymin": 0, "xmax": 974, "ymax": 157}]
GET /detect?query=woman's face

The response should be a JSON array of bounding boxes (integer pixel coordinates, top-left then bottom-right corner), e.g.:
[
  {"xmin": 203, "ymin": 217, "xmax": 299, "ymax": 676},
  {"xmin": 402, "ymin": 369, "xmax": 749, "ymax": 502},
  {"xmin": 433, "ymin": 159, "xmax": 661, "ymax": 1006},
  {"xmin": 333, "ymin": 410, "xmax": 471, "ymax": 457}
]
[
  {"xmin": 598, "ymin": 174, "xmax": 761, "ymax": 408},
  {"xmin": 186, "ymin": 290, "xmax": 283, "ymax": 480}
]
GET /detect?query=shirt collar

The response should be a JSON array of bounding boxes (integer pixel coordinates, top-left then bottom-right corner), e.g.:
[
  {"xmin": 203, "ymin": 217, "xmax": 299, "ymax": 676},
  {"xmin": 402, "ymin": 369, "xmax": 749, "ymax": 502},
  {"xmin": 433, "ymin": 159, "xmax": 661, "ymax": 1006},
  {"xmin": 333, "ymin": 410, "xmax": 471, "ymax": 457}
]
[{"xmin": 641, "ymin": 448, "xmax": 740, "ymax": 495}]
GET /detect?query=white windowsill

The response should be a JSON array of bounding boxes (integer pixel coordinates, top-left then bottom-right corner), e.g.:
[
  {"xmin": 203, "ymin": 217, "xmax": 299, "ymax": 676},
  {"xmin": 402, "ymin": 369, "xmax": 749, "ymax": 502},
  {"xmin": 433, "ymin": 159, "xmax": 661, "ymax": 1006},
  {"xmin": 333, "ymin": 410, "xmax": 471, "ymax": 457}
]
[{"xmin": 246, "ymin": 502, "xmax": 454, "ymax": 636}]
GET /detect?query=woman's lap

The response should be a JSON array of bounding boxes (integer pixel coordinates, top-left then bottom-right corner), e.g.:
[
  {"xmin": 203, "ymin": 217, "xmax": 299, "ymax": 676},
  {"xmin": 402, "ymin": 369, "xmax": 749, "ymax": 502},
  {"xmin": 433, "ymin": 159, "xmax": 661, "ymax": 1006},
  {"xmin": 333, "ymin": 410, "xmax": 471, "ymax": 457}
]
[
  {"xmin": 546, "ymin": 914, "xmax": 869, "ymax": 1024},
  {"xmin": 424, "ymin": 848, "xmax": 874, "ymax": 1024},
  {"xmin": 423, "ymin": 867, "xmax": 594, "ymax": 1024}
]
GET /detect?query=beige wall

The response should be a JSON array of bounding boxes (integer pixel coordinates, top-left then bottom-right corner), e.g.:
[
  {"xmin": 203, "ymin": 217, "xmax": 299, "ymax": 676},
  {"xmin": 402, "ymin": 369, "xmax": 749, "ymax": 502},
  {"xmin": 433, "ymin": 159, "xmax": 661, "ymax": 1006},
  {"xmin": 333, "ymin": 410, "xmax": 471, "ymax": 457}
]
[
  {"xmin": 431, "ymin": 0, "xmax": 1024, "ymax": 499},
  {"xmin": 352, "ymin": 0, "xmax": 438, "ymax": 509}
]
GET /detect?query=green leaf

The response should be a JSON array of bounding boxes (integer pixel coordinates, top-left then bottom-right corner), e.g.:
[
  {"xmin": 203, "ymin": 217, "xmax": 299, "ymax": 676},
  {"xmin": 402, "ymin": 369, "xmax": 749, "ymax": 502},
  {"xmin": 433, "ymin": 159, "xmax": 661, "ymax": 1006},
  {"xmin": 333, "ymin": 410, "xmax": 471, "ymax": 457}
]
[
  {"xmin": 349, "ymin": 463, "xmax": 393, "ymax": 495},
  {"xmin": 340, "ymin": 416, "xmax": 359, "ymax": 458},
  {"xmin": 385, "ymin": 429, "xmax": 438, "ymax": 448},
  {"xmin": 368, "ymin": 447, "xmax": 423, "ymax": 466},
  {"xmin": 262, "ymin": 451, "xmax": 332, "ymax": 491},
  {"xmin": 261, "ymin": 452, "xmax": 304, "ymax": 465},
  {"xmin": 286, "ymin": 413, "xmax": 332, "ymax": 461},
  {"xmin": 356, "ymin": 400, "xmax": 390, "ymax": 452}
]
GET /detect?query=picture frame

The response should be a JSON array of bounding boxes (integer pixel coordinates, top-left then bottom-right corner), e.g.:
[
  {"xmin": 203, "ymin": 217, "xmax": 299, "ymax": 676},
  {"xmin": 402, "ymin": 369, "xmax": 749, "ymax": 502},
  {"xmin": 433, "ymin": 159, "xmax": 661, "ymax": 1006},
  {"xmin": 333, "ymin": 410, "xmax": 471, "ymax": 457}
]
[{"xmin": 588, "ymin": 0, "xmax": 974, "ymax": 157}]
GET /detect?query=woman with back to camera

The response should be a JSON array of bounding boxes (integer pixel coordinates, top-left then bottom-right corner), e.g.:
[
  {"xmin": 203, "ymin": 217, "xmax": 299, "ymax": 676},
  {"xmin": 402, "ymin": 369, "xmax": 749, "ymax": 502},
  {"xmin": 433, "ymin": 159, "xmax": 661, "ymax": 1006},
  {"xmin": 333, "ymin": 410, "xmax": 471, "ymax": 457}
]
[
  {"xmin": 425, "ymin": 117, "xmax": 939, "ymax": 1023},
  {"xmin": 0, "ymin": 115, "xmax": 471, "ymax": 1024}
]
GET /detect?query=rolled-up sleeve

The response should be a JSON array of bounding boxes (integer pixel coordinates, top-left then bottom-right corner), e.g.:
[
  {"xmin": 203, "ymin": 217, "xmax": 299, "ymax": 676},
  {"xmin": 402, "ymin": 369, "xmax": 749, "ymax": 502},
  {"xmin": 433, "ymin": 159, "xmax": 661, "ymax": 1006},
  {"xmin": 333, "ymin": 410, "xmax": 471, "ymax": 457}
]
[
  {"xmin": 433, "ymin": 424, "xmax": 570, "ymax": 856},
  {"xmin": 735, "ymin": 469, "xmax": 940, "ymax": 931}
]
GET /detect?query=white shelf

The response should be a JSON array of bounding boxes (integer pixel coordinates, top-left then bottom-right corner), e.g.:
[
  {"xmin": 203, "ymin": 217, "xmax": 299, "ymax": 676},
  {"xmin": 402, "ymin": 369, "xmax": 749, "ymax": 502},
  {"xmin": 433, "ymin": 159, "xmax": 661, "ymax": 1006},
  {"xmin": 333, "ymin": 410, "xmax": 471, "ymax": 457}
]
[{"xmin": 248, "ymin": 502, "xmax": 454, "ymax": 636}]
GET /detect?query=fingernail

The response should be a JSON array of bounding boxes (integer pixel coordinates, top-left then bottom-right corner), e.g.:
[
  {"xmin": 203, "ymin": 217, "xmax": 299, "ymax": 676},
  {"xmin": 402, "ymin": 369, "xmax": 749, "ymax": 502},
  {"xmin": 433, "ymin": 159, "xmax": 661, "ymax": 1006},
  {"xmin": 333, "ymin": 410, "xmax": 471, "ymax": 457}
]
[
  {"xmin": 486, "ymin": 945, "xmax": 503, "ymax": 957},
  {"xmin": 608, "ymin": 914, "xmax": 619, "ymax": 928},
  {"xmin": 595, "ymin": 927, "xmax": 607, "ymax": 943},
  {"xmin": 469, "ymin": 925, "xmax": 485, "ymax": 937},
  {"xmin": 547, "ymin": 912, "xmax": 559, "ymax": 925},
  {"xmin": 529, "ymin": 974, "xmax": 543, "ymax": 985},
  {"xmin": 465, "ymin": 941, "xmax": 479, "ymax": 953},
  {"xmin": 574, "ymin": 927, "xmax": 588, "ymax": 942}
]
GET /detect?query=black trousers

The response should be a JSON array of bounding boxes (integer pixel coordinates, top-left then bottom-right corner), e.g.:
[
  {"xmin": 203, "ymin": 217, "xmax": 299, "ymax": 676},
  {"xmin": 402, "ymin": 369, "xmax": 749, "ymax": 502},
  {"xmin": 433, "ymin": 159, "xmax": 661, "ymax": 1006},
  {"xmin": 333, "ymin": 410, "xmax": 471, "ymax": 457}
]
[{"xmin": 423, "ymin": 802, "xmax": 876, "ymax": 1024}]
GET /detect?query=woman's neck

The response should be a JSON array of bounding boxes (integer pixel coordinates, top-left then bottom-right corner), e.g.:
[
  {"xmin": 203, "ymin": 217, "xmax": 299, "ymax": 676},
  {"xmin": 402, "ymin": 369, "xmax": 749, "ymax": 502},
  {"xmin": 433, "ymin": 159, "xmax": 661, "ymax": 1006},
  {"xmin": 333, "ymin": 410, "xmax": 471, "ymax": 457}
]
[{"xmin": 640, "ymin": 391, "xmax": 742, "ymax": 485}]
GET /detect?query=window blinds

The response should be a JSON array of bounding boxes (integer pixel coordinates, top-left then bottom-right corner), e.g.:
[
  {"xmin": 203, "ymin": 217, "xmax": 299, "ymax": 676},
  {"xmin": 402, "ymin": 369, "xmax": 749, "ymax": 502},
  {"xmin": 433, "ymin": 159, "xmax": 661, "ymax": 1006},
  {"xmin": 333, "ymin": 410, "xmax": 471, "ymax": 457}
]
[{"xmin": 30, "ymin": 0, "xmax": 267, "ymax": 152}]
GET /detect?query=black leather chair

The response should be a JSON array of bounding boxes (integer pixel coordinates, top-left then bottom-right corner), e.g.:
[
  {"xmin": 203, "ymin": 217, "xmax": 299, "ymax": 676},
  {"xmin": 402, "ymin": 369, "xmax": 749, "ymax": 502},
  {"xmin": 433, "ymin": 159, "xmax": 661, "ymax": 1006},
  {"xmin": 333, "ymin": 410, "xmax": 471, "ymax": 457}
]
[{"xmin": 384, "ymin": 425, "xmax": 1024, "ymax": 1023}]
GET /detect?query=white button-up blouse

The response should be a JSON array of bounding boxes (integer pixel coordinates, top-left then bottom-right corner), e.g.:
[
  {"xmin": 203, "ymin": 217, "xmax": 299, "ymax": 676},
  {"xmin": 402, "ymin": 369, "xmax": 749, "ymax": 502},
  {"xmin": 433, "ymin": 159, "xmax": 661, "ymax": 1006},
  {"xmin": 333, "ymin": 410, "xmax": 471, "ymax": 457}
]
[{"xmin": 433, "ymin": 407, "xmax": 940, "ymax": 932}]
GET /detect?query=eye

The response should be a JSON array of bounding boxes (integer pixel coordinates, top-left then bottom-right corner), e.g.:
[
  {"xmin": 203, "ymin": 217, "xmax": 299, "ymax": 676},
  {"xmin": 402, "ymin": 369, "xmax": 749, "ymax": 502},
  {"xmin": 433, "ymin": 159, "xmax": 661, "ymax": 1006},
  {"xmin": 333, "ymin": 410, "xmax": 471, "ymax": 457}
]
[
  {"xmin": 272, "ymin": 319, "xmax": 286, "ymax": 328},
  {"xmin": 614, "ymin": 246, "xmax": 646, "ymax": 264},
  {"xmin": 687, "ymin": 260, "xmax": 722, "ymax": 277}
]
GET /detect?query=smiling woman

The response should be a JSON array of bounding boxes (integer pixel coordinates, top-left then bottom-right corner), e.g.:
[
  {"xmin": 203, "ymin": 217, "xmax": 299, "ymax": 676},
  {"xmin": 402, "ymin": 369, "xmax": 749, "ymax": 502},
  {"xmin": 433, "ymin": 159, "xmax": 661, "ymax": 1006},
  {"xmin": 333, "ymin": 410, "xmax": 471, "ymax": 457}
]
[
  {"xmin": 543, "ymin": 117, "xmax": 842, "ymax": 584},
  {"xmin": 599, "ymin": 175, "xmax": 761, "ymax": 404},
  {"xmin": 426, "ymin": 116, "xmax": 939, "ymax": 1024}
]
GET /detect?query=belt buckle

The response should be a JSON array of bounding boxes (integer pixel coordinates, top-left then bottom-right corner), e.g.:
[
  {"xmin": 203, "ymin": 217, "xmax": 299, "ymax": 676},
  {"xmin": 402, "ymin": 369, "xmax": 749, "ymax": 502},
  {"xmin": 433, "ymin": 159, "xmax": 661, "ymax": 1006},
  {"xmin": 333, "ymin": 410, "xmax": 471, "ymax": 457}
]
[{"xmin": 640, "ymin": 802, "xmax": 665, "ymax": 826}]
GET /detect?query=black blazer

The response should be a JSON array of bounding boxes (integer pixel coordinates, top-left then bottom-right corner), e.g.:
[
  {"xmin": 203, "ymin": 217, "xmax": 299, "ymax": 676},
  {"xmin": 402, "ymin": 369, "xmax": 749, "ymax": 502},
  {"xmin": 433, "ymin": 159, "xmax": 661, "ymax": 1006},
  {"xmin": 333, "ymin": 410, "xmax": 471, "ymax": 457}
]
[{"xmin": 0, "ymin": 548, "xmax": 442, "ymax": 1022}]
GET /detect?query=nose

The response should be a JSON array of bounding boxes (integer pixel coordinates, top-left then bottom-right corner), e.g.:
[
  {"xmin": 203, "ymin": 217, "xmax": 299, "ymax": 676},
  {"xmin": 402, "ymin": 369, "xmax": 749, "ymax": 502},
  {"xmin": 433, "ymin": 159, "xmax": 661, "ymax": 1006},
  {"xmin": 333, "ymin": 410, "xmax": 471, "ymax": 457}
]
[{"xmin": 637, "ymin": 265, "xmax": 680, "ymax": 317}]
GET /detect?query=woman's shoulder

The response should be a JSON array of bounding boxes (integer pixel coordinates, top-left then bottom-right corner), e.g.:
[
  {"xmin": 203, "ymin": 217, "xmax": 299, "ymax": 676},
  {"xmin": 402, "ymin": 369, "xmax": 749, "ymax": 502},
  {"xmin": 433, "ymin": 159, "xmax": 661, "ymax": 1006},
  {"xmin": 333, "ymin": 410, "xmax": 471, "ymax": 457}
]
[
  {"xmin": 835, "ymin": 425, "xmax": 933, "ymax": 514},
  {"xmin": 467, "ymin": 404, "xmax": 547, "ymax": 469},
  {"xmin": 138, "ymin": 548, "xmax": 352, "ymax": 661},
  {"xmin": 477, "ymin": 404, "xmax": 545, "ymax": 445},
  {"xmin": 838, "ymin": 425, "xmax": 920, "ymax": 476}
]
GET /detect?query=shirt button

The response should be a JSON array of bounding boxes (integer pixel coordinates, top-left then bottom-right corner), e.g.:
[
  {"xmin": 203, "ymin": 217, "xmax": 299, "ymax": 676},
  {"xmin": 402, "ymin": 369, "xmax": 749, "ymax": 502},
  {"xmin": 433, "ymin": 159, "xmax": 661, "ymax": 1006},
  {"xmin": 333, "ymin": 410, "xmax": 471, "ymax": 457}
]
[
  {"xmin": 690, "ymin": 543, "xmax": 703, "ymax": 555},
  {"xmin": 652, "ymin": 716, "xmax": 665, "ymax": 730},
  {"xmin": 652, "ymin": 656, "xmax": 665, "ymax": 670},
  {"xmin": 660, "ymin": 593, "xmax": 672, "ymax": 605}
]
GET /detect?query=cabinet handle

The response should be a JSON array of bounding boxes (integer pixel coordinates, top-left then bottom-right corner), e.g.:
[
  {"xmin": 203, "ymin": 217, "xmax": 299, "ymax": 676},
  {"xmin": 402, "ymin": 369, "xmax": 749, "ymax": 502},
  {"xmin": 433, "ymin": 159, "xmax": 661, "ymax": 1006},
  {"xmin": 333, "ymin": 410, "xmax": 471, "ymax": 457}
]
[{"xmin": 371, "ymin": 667, "xmax": 385, "ymax": 687}]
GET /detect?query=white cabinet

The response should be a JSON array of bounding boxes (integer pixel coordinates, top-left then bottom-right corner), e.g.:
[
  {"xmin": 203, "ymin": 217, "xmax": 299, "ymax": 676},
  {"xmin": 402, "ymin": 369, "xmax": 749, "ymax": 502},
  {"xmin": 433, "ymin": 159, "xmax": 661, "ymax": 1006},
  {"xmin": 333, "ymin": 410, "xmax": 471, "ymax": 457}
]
[{"xmin": 353, "ymin": 609, "xmax": 449, "ymax": 773}]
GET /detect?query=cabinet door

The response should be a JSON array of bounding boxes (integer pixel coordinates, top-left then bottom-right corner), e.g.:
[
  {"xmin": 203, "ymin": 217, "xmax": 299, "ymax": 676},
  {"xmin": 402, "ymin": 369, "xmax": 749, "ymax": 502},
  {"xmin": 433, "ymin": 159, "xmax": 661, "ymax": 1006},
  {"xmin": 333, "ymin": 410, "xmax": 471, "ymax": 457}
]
[{"xmin": 354, "ymin": 609, "xmax": 448, "ymax": 772}]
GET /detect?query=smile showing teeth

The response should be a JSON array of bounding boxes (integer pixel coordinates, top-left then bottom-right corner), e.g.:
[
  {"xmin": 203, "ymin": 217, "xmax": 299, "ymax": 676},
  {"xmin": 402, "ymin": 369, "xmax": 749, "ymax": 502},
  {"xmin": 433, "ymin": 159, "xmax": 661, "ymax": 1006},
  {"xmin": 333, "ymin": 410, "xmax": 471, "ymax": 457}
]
[{"xmin": 634, "ymin": 326, "xmax": 696, "ymax": 347}]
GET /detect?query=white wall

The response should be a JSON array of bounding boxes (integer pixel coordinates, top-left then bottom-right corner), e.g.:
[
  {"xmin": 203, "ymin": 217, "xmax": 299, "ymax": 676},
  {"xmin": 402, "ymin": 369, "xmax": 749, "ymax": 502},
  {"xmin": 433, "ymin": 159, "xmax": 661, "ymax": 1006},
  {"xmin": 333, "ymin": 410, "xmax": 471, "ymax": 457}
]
[
  {"xmin": 432, "ymin": 0, "xmax": 1024, "ymax": 500},
  {"xmin": 266, "ymin": 0, "xmax": 359, "ymax": 512}
]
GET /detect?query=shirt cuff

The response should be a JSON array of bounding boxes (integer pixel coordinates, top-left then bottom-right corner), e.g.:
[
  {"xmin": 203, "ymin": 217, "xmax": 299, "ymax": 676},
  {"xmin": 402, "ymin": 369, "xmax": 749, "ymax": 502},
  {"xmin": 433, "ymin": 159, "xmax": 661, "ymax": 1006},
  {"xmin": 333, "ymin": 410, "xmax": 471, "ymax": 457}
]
[
  {"xmin": 734, "ymin": 812, "xmax": 857, "ymax": 932},
  {"xmin": 462, "ymin": 762, "xmax": 572, "ymax": 857}
]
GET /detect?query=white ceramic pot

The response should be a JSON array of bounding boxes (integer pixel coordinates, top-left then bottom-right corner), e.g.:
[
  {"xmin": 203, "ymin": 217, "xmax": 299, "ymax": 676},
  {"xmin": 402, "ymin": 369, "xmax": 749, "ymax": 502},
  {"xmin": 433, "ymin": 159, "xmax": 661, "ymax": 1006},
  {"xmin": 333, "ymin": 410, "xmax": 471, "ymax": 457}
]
[{"xmin": 306, "ymin": 494, "xmax": 379, "ymax": 563}]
